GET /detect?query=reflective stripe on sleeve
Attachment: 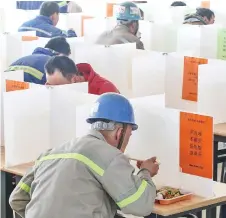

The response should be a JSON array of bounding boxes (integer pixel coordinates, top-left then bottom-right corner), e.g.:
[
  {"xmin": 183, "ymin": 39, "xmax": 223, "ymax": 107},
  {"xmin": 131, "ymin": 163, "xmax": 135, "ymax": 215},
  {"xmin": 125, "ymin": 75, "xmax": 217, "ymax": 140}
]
[
  {"xmin": 117, "ymin": 180, "xmax": 148, "ymax": 208},
  {"xmin": 36, "ymin": 153, "xmax": 104, "ymax": 176},
  {"xmin": 18, "ymin": 181, "xmax": 31, "ymax": 193},
  {"xmin": 58, "ymin": 1, "xmax": 68, "ymax": 7},
  {"xmin": 8, "ymin": 66, "xmax": 43, "ymax": 80}
]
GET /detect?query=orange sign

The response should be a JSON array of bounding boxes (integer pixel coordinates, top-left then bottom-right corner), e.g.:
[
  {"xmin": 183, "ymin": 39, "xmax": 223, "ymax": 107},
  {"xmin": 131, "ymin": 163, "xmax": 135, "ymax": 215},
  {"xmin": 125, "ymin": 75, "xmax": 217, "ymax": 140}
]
[
  {"xmin": 180, "ymin": 112, "xmax": 213, "ymax": 179},
  {"xmin": 6, "ymin": 80, "xmax": 30, "ymax": 92},
  {"xmin": 81, "ymin": 15, "xmax": 94, "ymax": 36},
  {"xmin": 22, "ymin": 36, "xmax": 38, "ymax": 41},
  {"xmin": 182, "ymin": 57, "xmax": 208, "ymax": 102},
  {"xmin": 201, "ymin": 1, "xmax": 210, "ymax": 8},
  {"xmin": 106, "ymin": 3, "xmax": 116, "ymax": 17}
]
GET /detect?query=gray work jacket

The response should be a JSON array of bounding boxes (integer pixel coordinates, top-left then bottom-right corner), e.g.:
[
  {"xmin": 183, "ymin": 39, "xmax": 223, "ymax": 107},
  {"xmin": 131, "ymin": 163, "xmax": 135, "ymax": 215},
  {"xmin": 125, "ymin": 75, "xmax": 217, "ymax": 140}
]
[
  {"xmin": 96, "ymin": 25, "xmax": 144, "ymax": 50},
  {"xmin": 9, "ymin": 130, "xmax": 156, "ymax": 218}
]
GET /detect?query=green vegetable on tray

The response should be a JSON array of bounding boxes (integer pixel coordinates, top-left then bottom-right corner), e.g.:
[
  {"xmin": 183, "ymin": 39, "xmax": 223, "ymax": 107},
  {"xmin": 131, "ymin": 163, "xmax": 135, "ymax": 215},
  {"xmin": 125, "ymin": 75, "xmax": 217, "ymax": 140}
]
[{"xmin": 156, "ymin": 187, "xmax": 183, "ymax": 199}]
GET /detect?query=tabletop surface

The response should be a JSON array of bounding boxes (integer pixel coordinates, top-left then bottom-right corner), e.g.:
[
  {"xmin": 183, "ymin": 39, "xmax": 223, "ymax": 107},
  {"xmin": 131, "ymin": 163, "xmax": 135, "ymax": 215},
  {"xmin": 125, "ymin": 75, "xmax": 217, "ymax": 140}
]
[
  {"xmin": 1, "ymin": 146, "xmax": 226, "ymax": 216},
  {"xmin": 214, "ymin": 123, "xmax": 226, "ymax": 137}
]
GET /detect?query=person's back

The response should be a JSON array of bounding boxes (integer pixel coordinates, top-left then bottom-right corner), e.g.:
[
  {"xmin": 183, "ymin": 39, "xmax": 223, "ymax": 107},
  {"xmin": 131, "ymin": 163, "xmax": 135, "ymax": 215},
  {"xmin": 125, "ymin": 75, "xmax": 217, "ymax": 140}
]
[
  {"xmin": 9, "ymin": 93, "xmax": 158, "ymax": 218},
  {"xmin": 96, "ymin": 25, "xmax": 143, "ymax": 49},
  {"xmin": 7, "ymin": 48, "xmax": 54, "ymax": 84},
  {"xmin": 18, "ymin": 2, "xmax": 77, "ymax": 37},
  {"xmin": 19, "ymin": 134, "xmax": 122, "ymax": 218},
  {"xmin": 183, "ymin": 13, "xmax": 207, "ymax": 25},
  {"xmin": 96, "ymin": 2, "xmax": 144, "ymax": 50},
  {"xmin": 6, "ymin": 37, "xmax": 71, "ymax": 84},
  {"xmin": 183, "ymin": 8, "xmax": 215, "ymax": 25}
]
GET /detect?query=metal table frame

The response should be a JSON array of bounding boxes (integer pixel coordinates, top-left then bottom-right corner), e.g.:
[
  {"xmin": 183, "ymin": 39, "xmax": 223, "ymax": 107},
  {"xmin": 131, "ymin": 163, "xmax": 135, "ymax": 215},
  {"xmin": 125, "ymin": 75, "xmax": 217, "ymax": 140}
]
[{"xmin": 1, "ymin": 171, "xmax": 15, "ymax": 218}]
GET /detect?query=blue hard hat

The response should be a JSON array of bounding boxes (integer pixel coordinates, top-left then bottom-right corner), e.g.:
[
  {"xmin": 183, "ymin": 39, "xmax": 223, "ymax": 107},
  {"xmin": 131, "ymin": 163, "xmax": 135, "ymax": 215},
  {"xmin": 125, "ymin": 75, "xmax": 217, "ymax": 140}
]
[
  {"xmin": 116, "ymin": 2, "xmax": 142, "ymax": 21},
  {"xmin": 87, "ymin": 93, "xmax": 138, "ymax": 131}
]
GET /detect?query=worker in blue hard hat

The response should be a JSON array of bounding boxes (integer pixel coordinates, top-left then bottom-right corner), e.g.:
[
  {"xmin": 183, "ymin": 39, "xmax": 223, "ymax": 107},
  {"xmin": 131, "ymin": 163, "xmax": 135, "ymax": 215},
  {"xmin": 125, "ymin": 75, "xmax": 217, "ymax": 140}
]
[
  {"xmin": 10, "ymin": 93, "xmax": 158, "ymax": 218},
  {"xmin": 96, "ymin": 2, "xmax": 144, "ymax": 49}
]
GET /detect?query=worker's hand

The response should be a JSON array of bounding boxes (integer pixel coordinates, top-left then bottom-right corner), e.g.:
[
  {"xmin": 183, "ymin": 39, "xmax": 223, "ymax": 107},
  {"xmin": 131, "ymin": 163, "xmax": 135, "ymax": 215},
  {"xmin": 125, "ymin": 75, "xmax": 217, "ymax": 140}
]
[{"xmin": 139, "ymin": 157, "xmax": 159, "ymax": 177}]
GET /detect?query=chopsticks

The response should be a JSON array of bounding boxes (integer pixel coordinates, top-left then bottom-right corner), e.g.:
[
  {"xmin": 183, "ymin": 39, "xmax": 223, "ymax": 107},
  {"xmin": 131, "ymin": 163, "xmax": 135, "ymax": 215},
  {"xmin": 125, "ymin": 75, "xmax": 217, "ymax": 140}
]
[{"xmin": 127, "ymin": 156, "xmax": 161, "ymax": 165}]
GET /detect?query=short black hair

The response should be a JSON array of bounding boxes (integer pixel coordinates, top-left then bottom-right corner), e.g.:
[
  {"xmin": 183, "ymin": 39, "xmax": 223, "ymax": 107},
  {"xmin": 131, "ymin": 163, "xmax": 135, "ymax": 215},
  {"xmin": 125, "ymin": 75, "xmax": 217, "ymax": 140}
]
[
  {"xmin": 45, "ymin": 56, "xmax": 82, "ymax": 78},
  {"xmin": 171, "ymin": 1, "xmax": 186, "ymax": 6},
  {"xmin": 196, "ymin": 8, "xmax": 215, "ymax": 20},
  {"xmin": 40, "ymin": 2, "xmax": 60, "ymax": 17},
  {"xmin": 45, "ymin": 37, "xmax": 71, "ymax": 56}
]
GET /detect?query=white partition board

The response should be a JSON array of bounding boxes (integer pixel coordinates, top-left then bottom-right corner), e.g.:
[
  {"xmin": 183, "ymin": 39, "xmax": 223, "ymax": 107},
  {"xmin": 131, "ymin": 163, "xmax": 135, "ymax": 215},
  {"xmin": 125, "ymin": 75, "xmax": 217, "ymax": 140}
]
[
  {"xmin": 126, "ymin": 99, "xmax": 213, "ymax": 197},
  {"xmin": 4, "ymin": 87, "xmax": 97, "ymax": 167},
  {"xmin": 132, "ymin": 51, "xmax": 166, "ymax": 97},
  {"xmin": 1, "ymin": 34, "xmax": 39, "ymax": 67},
  {"xmin": 4, "ymin": 9, "xmax": 31, "ymax": 33},
  {"xmin": 0, "ymin": 70, "xmax": 24, "ymax": 146},
  {"xmin": 140, "ymin": 21, "xmax": 178, "ymax": 52},
  {"xmin": 177, "ymin": 25, "xmax": 219, "ymax": 59},
  {"xmin": 67, "ymin": 37, "xmax": 85, "ymax": 60},
  {"xmin": 165, "ymin": 53, "xmax": 226, "ymax": 112},
  {"xmin": 51, "ymin": 82, "xmax": 88, "ymax": 94},
  {"xmin": 83, "ymin": 17, "xmax": 116, "ymax": 43},
  {"xmin": 198, "ymin": 64, "xmax": 226, "ymax": 124},
  {"xmin": 177, "ymin": 25, "xmax": 201, "ymax": 57},
  {"xmin": 22, "ymin": 37, "xmax": 49, "ymax": 56},
  {"xmin": 58, "ymin": 13, "xmax": 91, "ymax": 37},
  {"xmin": 68, "ymin": 93, "xmax": 214, "ymax": 197},
  {"xmin": 73, "ymin": 43, "xmax": 137, "ymax": 97}
]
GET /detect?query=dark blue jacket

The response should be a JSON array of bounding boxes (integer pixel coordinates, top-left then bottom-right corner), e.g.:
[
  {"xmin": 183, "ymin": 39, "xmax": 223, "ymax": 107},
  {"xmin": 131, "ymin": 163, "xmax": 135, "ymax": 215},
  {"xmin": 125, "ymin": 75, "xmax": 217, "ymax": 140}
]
[
  {"xmin": 18, "ymin": 15, "xmax": 77, "ymax": 38},
  {"xmin": 7, "ymin": 47, "xmax": 57, "ymax": 85},
  {"xmin": 16, "ymin": 1, "xmax": 69, "ymax": 13}
]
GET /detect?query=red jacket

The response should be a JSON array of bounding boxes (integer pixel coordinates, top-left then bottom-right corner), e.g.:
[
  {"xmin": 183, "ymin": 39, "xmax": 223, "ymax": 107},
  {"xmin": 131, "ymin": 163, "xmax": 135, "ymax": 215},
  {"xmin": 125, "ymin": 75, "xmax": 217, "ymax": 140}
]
[{"xmin": 76, "ymin": 63, "xmax": 119, "ymax": 95}]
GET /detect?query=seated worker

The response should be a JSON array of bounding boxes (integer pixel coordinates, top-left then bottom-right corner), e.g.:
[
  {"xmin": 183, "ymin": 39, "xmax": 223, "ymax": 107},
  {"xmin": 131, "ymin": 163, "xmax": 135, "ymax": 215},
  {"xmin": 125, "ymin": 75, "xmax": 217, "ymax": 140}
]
[
  {"xmin": 45, "ymin": 56, "xmax": 119, "ymax": 95},
  {"xmin": 96, "ymin": 1, "xmax": 144, "ymax": 50},
  {"xmin": 16, "ymin": 1, "xmax": 82, "ymax": 13},
  {"xmin": 6, "ymin": 37, "xmax": 71, "ymax": 84},
  {"xmin": 9, "ymin": 93, "xmax": 159, "ymax": 218},
  {"xmin": 184, "ymin": 8, "xmax": 215, "ymax": 25},
  {"xmin": 171, "ymin": 1, "xmax": 187, "ymax": 6},
  {"xmin": 18, "ymin": 2, "xmax": 77, "ymax": 37}
]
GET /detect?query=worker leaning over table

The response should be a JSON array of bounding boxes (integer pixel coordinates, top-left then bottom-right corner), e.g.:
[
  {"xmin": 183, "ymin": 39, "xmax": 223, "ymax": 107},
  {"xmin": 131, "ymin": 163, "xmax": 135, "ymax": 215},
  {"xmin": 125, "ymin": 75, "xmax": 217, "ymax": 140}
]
[
  {"xmin": 45, "ymin": 55, "xmax": 120, "ymax": 94},
  {"xmin": 96, "ymin": 1, "xmax": 144, "ymax": 50},
  {"xmin": 183, "ymin": 8, "xmax": 215, "ymax": 25},
  {"xmin": 9, "ymin": 93, "xmax": 159, "ymax": 218},
  {"xmin": 6, "ymin": 36, "xmax": 71, "ymax": 85},
  {"xmin": 16, "ymin": 1, "xmax": 82, "ymax": 13},
  {"xmin": 18, "ymin": 2, "xmax": 77, "ymax": 38}
]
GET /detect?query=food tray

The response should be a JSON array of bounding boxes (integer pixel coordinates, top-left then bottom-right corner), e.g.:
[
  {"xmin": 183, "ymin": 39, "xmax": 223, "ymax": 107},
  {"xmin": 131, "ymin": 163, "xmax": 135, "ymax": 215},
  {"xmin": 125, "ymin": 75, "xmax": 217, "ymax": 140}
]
[{"xmin": 155, "ymin": 187, "xmax": 193, "ymax": 205}]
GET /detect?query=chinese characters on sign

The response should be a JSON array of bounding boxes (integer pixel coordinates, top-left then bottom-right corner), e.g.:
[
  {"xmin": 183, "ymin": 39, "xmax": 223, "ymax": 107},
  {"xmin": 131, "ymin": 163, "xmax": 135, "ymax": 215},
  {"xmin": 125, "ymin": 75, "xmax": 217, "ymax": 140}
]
[
  {"xmin": 6, "ymin": 80, "xmax": 30, "ymax": 92},
  {"xmin": 182, "ymin": 57, "xmax": 208, "ymax": 102},
  {"xmin": 180, "ymin": 112, "xmax": 213, "ymax": 179},
  {"xmin": 217, "ymin": 29, "xmax": 226, "ymax": 60},
  {"xmin": 189, "ymin": 130, "xmax": 202, "ymax": 158}
]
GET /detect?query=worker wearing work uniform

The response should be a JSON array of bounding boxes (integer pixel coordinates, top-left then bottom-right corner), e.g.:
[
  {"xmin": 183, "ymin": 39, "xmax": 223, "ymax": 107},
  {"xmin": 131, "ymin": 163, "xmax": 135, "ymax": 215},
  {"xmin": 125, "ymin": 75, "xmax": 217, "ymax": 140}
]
[
  {"xmin": 18, "ymin": 2, "xmax": 77, "ymax": 38},
  {"xmin": 45, "ymin": 56, "xmax": 120, "ymax": 94},
  {"xmin": 9, "ymin": 93, "xmax": 159, "ymax": 218},
  {"xmin": 6, "ymin": 37, "xmax": 71, "ymax": 84},
  {"xmin": 16, "ymin": 1, "xmax": 82, "ymax": 13},
  {"xmin": 183, "ymin": 8, "xmax": 215, "ymax": 25},
  {"xmin": 96, "ymin": 2, "xmax": 144, "ymax": 50}
]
